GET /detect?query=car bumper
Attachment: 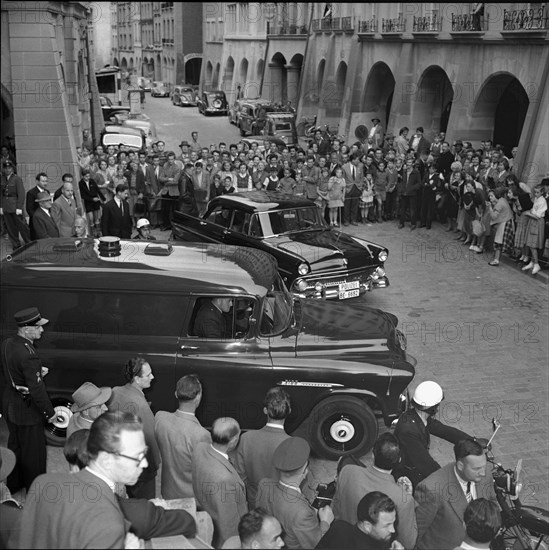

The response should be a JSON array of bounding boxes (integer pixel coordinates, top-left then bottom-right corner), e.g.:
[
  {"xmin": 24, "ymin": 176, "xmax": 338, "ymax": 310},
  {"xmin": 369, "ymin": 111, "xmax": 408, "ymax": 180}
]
[{"xmin": 291, "ymin": 268, "xmax": 389, "ymax": 300}]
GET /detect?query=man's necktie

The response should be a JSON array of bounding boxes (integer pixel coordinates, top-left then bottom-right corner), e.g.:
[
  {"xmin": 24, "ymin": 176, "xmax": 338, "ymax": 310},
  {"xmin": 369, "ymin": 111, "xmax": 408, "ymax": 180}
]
[
  {"xmin": 120, "ymin": 201, "xmax": 124, "ymax": 216},
  {"xmin": 466, "ymin": 482, "xmax": 473, "ymax": 502},
  {"xmin": 352, "ymin": 166, "xmax": 356, "ymax": 180}
]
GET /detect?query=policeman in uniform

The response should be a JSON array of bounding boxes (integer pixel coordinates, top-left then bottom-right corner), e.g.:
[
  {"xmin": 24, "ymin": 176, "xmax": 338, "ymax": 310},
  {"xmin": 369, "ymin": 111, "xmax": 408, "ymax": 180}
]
[
  {"xmin": 393, "ymin": 380, "xmax": 472, "ymax": 488},
  {"xmin": 256, "ymin": 437, "xmax": 334, "ymax": 549},
  {"xmin": 0, "ymin": 160, "xmax": 30, "ymax": 250},
  {"xmin": 1, "ymin": 307, "xmax": 56, "ymax": 493}
]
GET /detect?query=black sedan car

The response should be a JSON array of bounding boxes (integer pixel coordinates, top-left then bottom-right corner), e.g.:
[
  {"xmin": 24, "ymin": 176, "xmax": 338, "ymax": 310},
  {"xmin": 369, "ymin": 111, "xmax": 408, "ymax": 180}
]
[
  {"xmin": 172, "ymin": 191, "xmax": 389, "ymax": 300},
  {"xmin": 197, "ymin": 90, "xmax": 228, "ymax": 116}
]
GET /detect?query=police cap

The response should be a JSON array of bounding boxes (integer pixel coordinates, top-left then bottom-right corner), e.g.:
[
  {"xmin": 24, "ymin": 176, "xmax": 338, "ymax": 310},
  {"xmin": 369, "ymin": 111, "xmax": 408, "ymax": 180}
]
[
  {"xmin": 272, "ymin": 436, "xmax": 310, "ymax": 471},
  {"xmin": 14, "ymin": 307, "xmax": 49, "ymax": 327}
]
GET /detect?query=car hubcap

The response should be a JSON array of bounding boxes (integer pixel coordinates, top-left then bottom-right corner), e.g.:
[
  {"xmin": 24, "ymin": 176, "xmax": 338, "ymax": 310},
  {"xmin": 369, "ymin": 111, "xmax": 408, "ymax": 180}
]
[{"xmin": 329, "ymin": 417, "xmax": 355, "ymax": 443}]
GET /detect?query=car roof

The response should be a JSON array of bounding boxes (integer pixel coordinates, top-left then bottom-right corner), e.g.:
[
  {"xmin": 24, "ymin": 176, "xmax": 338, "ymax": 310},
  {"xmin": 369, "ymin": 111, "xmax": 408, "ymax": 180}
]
[
  {"xmin": 2, "ymin": 239, "xmax": 278, "ymax": 296},
  {"xmin": 266, "ymin": 113, "xmax": 296, "ymax": 120},
  {"xmin": 210, "ymin": 191, "xmax": 315, "ymax": 213},
  {"xmin": 103, "ymin": 125, "xmax": 145, "ymax": 137}
]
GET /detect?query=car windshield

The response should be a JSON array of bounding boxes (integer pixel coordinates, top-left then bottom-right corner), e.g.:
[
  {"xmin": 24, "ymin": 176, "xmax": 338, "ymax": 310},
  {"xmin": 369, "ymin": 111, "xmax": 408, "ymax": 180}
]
[
  {"xmin": 257, "ymin": 207, "xmax": 327, "ymax": 237},
  {"xmin": 260, "ymin": 276, "xmax": 293, "ymax": 335},
  {"xmin": 274, "ymin": 122, "xmax": 292, "ymax": 131},
  {"xmin": 208, "ymin": 93, "xmax": 224, "ymax": 99}
]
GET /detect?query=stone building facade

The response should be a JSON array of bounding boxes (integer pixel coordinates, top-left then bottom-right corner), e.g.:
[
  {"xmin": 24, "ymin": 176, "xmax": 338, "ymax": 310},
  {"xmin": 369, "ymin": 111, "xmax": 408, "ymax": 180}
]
[
  {"xmin": 1, "ymin": 1, "xmax": 102, "ymax": 196},
  {"xmin": 296, "ymin": 2, "xmax": 548, "ymax": 184}
]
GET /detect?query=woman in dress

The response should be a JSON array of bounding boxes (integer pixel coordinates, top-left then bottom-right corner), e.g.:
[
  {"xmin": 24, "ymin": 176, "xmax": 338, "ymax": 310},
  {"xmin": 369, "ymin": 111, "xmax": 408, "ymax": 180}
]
[
  {"xmin": 327, "ymin": 166, "xmax": 345, "ymax": 227},
  {"xmin": 521, "ymin": 185, "xmax": 547, "ymax": 275},
  {"xmin": 94, "ymin": 159, "xmax": 115, "ymax": 203},
  {"xmin": 487, "ymin": 188, "xmax": 514, "ymax": 266}
]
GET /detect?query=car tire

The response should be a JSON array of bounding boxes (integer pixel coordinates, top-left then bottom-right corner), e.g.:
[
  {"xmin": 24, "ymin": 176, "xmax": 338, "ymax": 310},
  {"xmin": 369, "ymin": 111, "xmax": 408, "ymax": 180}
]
[
  {"xmin": 307, "ymin": 396, "xmax": 378, "ymax": 460},
  {"xmin": 45, "ymin": 396, "xmax": 74, "ymax": 447}
]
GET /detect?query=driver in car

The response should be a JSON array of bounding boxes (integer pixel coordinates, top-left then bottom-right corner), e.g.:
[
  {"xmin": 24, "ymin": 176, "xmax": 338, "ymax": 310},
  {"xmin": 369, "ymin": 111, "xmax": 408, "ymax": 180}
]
[{"xmin": 194, "ymin": 297, "xmax": 232, "ymax": 339}]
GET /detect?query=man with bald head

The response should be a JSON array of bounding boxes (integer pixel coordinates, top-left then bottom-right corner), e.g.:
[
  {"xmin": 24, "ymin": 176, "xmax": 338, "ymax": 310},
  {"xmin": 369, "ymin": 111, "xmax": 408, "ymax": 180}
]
[
  {"xmin": 192, "ymin": 417, "xmax": 248, "ymax": 547},
  {"xmin": 51, "ymin": 180, "xmax": 77, "ymax": 237}
]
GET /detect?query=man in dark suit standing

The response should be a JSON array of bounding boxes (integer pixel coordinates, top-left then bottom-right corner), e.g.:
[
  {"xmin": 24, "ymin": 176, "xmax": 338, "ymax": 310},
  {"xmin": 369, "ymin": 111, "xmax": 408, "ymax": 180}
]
[
  {"xmin": 397, "ymin": 158, "xmax": 422, "ymax": 230},
  {"xmin": 342, "ymin": 154, "xmax": 364, "ymax": 226},
  {"xmin": 136, "ymin": 150, "xmax": 155, "ymax": 220},
  {"xmin": 415, "ymin": 439, "xmax": 497, "ymax": 550},
  {"xmin": 1, "ymin": 307, "xmax": 56, "ymax": 493},
  {"xmin": 19, "ymin": 412, "xmax": 145, "ymax": 548},
  {"xmin": 25, "ymin": 172, "xmax": 48, "ymax": 219},
  {"xmin": 101, "ymin": 183, "xmax": 132, "ymax": 238},
  {"xmin": 192, "ymin": 417, "xmax": 248, "ymax": 548},
  {"xmin": 408, "ymin": 126, "xmax": 431, "ymax": 157},
  {"xmin": 30, "ymin": 191, "xmax": 60, "ymax": 239}
]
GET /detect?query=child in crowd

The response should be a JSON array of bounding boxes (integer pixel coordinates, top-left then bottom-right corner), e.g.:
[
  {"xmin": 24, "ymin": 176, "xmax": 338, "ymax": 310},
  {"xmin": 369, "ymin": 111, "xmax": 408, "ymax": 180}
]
[
  {"xmin": 360, "ymin": 173, "xmax": 375, "ymax": 224},
  {"xmin": 327, "ymin": 166, "xmax": 345, "ymax": 227},
  {"xmin": 373, "ymin": 160, "xmax": 388, "ymax": 222},
  {"xmin": 521, "ymin": 185, "xmax": 547, "ymax": 274}
]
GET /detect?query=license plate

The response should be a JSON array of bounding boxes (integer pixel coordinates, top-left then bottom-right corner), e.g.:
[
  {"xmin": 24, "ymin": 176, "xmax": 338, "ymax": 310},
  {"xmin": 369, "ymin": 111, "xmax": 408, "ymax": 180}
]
[
  {"xmin": 339, "ymin": 281, "xmax": 360, "ymax": 291},
  {"xmin": 339, "ymin": 289, "xmax": 360, "ymax": 299}
]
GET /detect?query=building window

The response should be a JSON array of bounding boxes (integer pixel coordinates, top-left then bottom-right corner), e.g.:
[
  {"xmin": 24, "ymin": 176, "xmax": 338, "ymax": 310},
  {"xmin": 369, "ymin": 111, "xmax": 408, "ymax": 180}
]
[{"xmin": 226, "ymin": 4, "xmax": 236, "ymax": 34}]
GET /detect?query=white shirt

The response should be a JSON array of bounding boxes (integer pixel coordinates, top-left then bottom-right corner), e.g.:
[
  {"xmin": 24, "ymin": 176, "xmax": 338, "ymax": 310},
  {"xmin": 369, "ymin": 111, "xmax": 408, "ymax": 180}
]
[
  {"xmin": 279, "ymin": 480, "xmax": 301, "ymax": 494},
  {"xmin": 531, "ymin": 196, "xmax": 547, "ymax": 219},
  {"xmin": 265, "ymin": 423, "xmax": 284, "ymax": 429},
  {"xmin": 40, "ymin": 207, "xmax": 51, "ymax": 217},
  {"xmin": 454, "ymin": 467, "xmax": 477, "ymax": 500}
]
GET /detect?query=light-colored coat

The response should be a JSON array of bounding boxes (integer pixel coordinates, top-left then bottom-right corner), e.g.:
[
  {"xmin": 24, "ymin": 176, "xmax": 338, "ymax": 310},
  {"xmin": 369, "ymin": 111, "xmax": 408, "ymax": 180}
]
[
  {"xmin": 51, "ymin": 195, "xmax": 77, "ymax": 237},
  {"xmin": 154, "ymin": 410, "xmax": 211, "ymax": 499}
]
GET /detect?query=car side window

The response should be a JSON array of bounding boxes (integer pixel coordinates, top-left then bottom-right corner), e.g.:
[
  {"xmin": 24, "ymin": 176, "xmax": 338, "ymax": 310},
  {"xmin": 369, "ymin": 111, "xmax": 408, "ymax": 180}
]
[
  {"xmin": 206, "ymin": 206, "xmax": 232, "ymax": 228},
  {"xmin": 230, "ymin": 210, "xmax": 249, "ymax": 233},
  {"xmin": 249, "ymin": 214, "xmax": 263, "ymax": 237},
  {"xmin": 188, "ymin": 296, "xmax": 255, "ymax": 339}
]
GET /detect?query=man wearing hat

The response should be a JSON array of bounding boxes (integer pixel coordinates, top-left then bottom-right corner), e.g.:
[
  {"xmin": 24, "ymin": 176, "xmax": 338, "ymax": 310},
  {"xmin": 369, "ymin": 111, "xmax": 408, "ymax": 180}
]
[
  {"xmin": 0, "ymin": 159, "xmax": 30, "ymax": 250},
  {"xmin": 178, "ymin": 140, "xmax": 190, "ymax": 162},
  {"xmin": 369, "ymin": 118, "xmax": 384, "ymax": 148},
  {"xmin": 133, "ymin": 218, "xmax": 157, "ymax": 240},
  {"xmin": 30, "ymin": 190, "xmax": 59, "ymax": 240},
  {"xmin": 1, "ymin": 307, "xmax": 56, "ymax": 493},
  {"xmin": 66, "ymin": 382, "xmax": 111, "ymax": 438},
  {"xmin": 256, "ymin": 437, "xmax": 334, "ymax": 549},
  {"xmin": 0, "ymin": 446, "xmax": 23, "ymax": 548}
]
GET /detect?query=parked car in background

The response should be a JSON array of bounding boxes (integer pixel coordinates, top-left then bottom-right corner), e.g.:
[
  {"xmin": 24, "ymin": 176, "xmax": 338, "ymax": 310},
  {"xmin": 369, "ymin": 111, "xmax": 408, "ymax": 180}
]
[
  {"xmin": 151, "ymin": 81, "xmax": 170, "ymax": 97},
  {"xmin": 228, "ymin": 98, "xmax": 247, "ymax": 125},
  {"xmin": 197, "ymin": 90, "xmax": 228, "ymax": 116},
  {"xmin": 121, "ymin": 117, "xmax": 158, "ymax": 149},
  {"xmin": 100, "ymin": 125, "xmax": 147, "ymax": 151},
  {"xmin": 172, "ymin": 191, "xmax": 389, "ymax": 300},
  {"xmin": 171, "ymin": 85, "xmax": 198, "ymax": 106},
  {"xmin": 100, "ymin": 95, "xmax": 131, "ymax": 122},
  {"xmin": 137, "ymin": 77, "xmax": 152, "ymax": 92},
  {"xmin": 255, "ymin": 112, "xmax": 298, "ymax": 146},
  {"xmin": 1, "ymin": 238, "xmax": 414, "ymax": 457},
  {"xmin": 238, "ymin": 100, "xmax": 277, "ymax": 136}
]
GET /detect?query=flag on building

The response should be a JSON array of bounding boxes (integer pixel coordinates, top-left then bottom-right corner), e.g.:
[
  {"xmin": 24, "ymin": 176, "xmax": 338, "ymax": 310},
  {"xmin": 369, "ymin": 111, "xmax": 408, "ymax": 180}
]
[{"xmin": 323, "ymin": 3, "xmax": 332, "ymax": 19}]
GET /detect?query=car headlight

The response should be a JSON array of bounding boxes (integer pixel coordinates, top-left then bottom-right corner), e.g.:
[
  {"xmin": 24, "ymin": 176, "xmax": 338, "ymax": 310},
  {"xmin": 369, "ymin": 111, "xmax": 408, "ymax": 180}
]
[
  {"xmin": 378, "ymin": 250, "xmax": 388, "ymax": 262},
  {"xmin": 298, "ymin": 263, "xmax": 309, "ymax": 275},
  {"xmin": 295, "ymin": 279, "xmax": 308, "ymax": 291}
]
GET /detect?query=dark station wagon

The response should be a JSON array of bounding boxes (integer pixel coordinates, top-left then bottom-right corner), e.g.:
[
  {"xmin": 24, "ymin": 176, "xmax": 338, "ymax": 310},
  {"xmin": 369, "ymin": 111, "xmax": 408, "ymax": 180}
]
[
  {"xmin": 0, "ymin": 238, "xmax": 415, "ymax": 458},
  {"xmin": 172, "ymin": 191, "xmax": 389, "ymax": 300}
]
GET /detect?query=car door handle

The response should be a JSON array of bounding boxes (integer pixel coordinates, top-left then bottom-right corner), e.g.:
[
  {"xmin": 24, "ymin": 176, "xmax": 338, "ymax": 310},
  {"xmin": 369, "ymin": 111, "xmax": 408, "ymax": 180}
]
[
  {"xmin": 180, "ymin": 345, "xmax": 198, "ymax": 350},
  {"xmin": 223, "ymin": 230, "xmax": 231, "ymax": 235},
  {"xmin": 199, "ymin": 221, "xmax": 207, "ymax": 226}
]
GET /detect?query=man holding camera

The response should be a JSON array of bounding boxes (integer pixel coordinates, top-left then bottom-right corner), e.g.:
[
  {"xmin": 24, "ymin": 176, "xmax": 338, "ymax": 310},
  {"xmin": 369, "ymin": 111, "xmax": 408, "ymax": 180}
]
[{"xmin": 1, "ymin": 307, "xmax": 57, "ymax": 493}]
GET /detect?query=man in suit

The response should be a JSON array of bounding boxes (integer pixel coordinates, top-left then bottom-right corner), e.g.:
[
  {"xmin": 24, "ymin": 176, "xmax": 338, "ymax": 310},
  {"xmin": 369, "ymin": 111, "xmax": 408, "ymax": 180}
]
[
  {"xmin": 51, "ymin": 181, "xmax": 77, "ymax": 237},
  {"xmin": 415, "ymin": 439, "xmax": 497, "ymax": 550},
  {"xmin": 408, "ymin": 126, "xmax": 431, "ymax": 157},
  {"xmin": 19, "ymin": 412, "xmax": 146, "ymax": 548},
  {"xmin": 0, "ymin": 447, "xmax": 23, "ymax": 549},
  {"xmin": 332, "ymin": 433, "xmax": 417, "ymax": 549},
  {"xmin": 0, "ymin": 159, "xmax": 30, "ymax": 250},
  {"xmin": 369, "ymin": 118, "xmax": 384, "ymax": 148},
  {"xmin": 342, "ymin": 154, "xmax": 364, "ymax": 226},
  {"xmin": 194, "ymin": 297, "xmax": 233, "ymax": 339},
  {"xmin": 393, "ymin": 381, "xmax": 472, "ymax": 488},
  {"xmin": 159, "ymin": 151, "xmax": 181, "ymax": 229},
  {"xmin": 256, "ymin": 437, "xmax": 334, "ymax": 549},
  {"xmin": 397, "ymin": 157, "xmax": 422, "ymax": 230},
  {"xmin": 1, "ymin": 308, "xmax": 56, "ymax": 494},
  {"xmin": 101, "ymin": 183, "xmax": 132, "ymax": 238},
  {"xmin": 30, "ymin": 191, "xmax": 59, "ymax": 240},
  {"xmin": 154, "ymin": 374, "xmax": 211, "ymax": 499},
  {"xmin": 192, "ymin": 161, "xmax": 211, "ymax": 215},
  {"xmin": 25, "ymin": 171, "xmax": 48, "ymax": 219},
  {"xmin": 192, "ymin": 417, "xmax": 248, "ymax": 548},
  {"xmin": 66, "ymin": 382, "xmax": 111, "ymax": 439},
  {"xmin": 63, "ymin": 429, "xmax": 197, "ymax": 542},
  {"xmin": 136, "ymin": 150, "xmax": 155, "ymax": 220},
  {"xmin": 232, "ymin": 387, "xmax": 291, "ymax": 508}
]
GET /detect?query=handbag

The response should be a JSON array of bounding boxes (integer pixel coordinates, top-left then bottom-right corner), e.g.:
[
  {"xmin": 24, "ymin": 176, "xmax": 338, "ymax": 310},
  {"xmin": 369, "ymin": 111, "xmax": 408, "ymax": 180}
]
[{"xmin": 472, "ymin": 219, "xmax": 485, "ymax": 237}]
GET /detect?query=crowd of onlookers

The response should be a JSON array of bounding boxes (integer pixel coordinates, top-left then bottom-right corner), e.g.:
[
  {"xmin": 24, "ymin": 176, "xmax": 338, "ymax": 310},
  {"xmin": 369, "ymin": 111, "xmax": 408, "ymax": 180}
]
[
  {"xmin": 2, "ymin": 125, "xmax": 548, "ymax": 271},
  {"xmin": 1, "ymin": 357, "xmax": 507, "ymax": 550}
]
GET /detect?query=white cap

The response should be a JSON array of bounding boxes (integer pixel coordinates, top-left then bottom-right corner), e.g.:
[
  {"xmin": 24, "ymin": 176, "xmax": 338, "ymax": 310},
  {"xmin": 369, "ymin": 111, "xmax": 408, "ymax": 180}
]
[
  {"xmin": 136, "ymin": 218, "xmax": 150, "ymax": 229},
  {"xmin": 412, "ymin": 381, "xmax": 444, "ymax": 409}
]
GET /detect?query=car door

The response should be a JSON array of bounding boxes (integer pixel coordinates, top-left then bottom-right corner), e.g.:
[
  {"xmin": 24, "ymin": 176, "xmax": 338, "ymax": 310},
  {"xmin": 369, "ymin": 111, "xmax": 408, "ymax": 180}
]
[
  {"xmin": 175, "ymin": 295, "xmax": 273, "ymax": 430},
  {"xmin": 172, "ymin": 204, "xmax": 233, "ymax": 243}
]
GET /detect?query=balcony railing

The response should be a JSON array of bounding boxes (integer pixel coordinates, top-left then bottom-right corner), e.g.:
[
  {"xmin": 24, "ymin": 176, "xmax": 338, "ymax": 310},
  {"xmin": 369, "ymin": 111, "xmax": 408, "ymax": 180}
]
[
  {"xmin": 320, "ymin": 18, "xmax": 332, "ymax": 31},
  {"xmin": 413, "ymin": 14, "xmax": 441, "ymax": 32},
  {"xmin": 161, "ymin": 38, "xmax": 174, "ymax": 45},
  {"xmin": 342, "ymin": 16, "xmax": 353, "ymax": 31},
  {"xmin": 312, "ymin": 18, "xmax": 320, "ymax": 31},
  {"xmin": 358, "ymin": 18, "xmax": 378, "ymax": 33},
  {"xmin": 381, "ymin": 17, "xmax": 406, "ymax": 33},
  {"xmin": 267, "ymin": 23, "xmax": 308, "ymax": 35},
  {"xmin": 451, "ymin": 13, "xmax": 487, "ymax": 31},
  {"xmin": 503, "ymin": 8, "xmax": 548, "ymax": 30}
]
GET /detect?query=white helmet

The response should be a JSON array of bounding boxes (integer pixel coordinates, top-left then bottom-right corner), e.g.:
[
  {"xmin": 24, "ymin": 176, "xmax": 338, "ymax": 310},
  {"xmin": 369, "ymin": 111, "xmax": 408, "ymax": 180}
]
[{"xmin": 412, "ymin": 381, "xmax": 444, "ymax": 409}]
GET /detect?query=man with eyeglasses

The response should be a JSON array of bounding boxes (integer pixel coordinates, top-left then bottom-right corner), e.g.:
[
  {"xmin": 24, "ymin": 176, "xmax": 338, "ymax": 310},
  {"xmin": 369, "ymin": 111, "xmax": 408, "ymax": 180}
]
[{"xmin": 19, "ymin": 411, "xmax": 149, "ymax": 548}]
